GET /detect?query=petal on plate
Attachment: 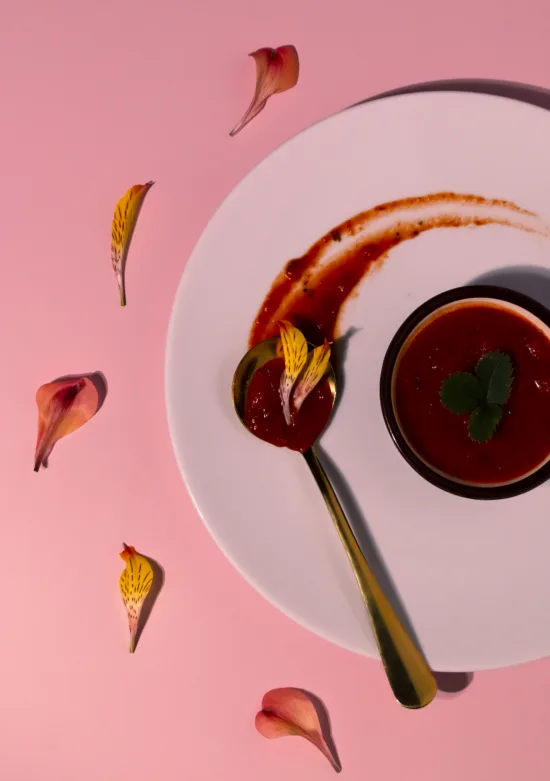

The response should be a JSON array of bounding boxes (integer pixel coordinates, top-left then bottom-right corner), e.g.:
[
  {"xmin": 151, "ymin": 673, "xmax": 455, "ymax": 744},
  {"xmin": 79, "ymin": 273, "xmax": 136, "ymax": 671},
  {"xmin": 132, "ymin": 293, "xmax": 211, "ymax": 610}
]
[
  {"xmin": 255, "ymin": 688, "xmax": 341, "ymax": 772},
  {"xmin": 111, "ymin": 181, "xmax": 154, "ymax": 306},
  {"xmin": 119, "ymin": 544, "xmax": 154, "ymax": 653},
  {"xmin": 34, "ymin": 377, "xmax": 99, "ymax": 472},
  {"xmin": 293, "ymin": 341, "xmax": 331, "ymax": 413},
  {"xmin": 229, "ymin": 45, "xmax": 299, "ymax": 137},
  {"xmin": 278, "ymin": 320, "xmax": 308, "ymax": 425}
]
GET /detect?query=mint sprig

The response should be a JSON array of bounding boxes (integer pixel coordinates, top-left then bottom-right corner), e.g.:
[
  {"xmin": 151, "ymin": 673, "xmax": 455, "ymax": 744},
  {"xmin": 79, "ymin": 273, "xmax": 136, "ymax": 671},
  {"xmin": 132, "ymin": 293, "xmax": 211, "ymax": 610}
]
[{"xmin": 440, "ymin": 351, "xmax": 513, "ymax": 443}]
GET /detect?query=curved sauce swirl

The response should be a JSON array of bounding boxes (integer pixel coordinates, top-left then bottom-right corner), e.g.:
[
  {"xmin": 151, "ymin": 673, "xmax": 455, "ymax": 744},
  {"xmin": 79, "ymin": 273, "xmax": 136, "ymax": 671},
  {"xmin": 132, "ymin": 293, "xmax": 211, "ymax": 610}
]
[{"xmin": 249, "ymin": 192, "xmax": 547, "ymax": 347}]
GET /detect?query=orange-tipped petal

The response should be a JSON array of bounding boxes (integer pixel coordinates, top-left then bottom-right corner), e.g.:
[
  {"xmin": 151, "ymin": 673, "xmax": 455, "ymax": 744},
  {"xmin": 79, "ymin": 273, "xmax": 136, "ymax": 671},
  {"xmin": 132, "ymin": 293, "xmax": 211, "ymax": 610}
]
[
  {"xmin": 229, "ymin": 45, "xmax": 299, "ymax": 137},
  {"xmin": 119, "ymin": 544, "xmax": 154, "ymax": 653},
  {"xmin": 293, "ymin": 341, "xmax": 331, "ymax": 413},
  {"xmin": 34, "ymin": 377, "xmax": 99, "ymax": 472},
  {"xmin": 278, "ymin": 321, "xmax": 308, "ymax": 425},
  {"xmin": 256, "ymin": 688, "xmax": 340, "ymax": 772},
  {"xmin": 111, "ymin": 181, "xmax": 154, "ymax": 306}
]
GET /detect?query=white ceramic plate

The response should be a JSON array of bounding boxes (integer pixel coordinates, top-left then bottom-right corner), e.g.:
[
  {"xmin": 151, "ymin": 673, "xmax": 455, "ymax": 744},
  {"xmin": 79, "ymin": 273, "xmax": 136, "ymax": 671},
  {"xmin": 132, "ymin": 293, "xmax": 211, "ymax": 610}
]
[{"xmin": 166, "ymin": 91, "xmax": 550, "ymax": 672}]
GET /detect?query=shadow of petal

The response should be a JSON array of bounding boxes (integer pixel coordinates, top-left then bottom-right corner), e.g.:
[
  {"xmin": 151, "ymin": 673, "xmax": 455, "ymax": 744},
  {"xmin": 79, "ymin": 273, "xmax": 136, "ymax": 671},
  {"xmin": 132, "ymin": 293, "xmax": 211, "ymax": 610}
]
[
  {"xmin": 330, "ymin": 327, "xmax": 360, "ymax": 417},
  {"xmin": 132, "ymin": 555, "xmax": 165, "ymax": 652},
  {"xmin": 299, "ymin": 690, "xmax": 342, "ymax": 773},
  {"xmin": 53, "ymin": 371, "xmax": 108, "ymax": 413}
]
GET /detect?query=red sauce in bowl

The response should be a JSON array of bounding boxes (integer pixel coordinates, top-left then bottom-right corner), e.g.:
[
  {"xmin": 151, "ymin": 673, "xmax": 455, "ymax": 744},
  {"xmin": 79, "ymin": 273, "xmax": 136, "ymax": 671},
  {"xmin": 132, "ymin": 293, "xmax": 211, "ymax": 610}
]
[
  {"xmin": 393, "ymin": 303, "xmax": 550, "ymax": 484},
  {"xmin": 244, "ymin": 358, "xmax": 333, "ymax": 452}
]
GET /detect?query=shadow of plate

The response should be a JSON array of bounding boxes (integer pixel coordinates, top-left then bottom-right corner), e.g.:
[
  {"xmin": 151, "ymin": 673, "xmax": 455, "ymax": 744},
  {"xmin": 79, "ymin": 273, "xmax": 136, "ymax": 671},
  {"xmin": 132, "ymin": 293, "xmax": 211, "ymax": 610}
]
[{"xmin": 355, "ymin": 77, "xmax": 550, "ymax": 112}]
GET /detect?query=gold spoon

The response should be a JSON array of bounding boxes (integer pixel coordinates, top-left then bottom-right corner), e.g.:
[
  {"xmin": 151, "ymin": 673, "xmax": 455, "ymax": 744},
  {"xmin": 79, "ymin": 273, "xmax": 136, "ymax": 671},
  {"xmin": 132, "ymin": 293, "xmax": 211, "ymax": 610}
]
[{"xmin": 233, "ymin": 336, "xmax": 437, "ymax": 709}]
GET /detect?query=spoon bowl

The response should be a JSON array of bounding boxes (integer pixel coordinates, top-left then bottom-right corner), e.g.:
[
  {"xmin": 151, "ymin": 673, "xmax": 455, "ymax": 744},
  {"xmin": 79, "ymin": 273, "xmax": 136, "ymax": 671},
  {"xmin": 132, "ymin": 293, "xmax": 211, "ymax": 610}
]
[{"xmin": 232, "ymin": 336, "xmax": 337, "ymax": 433}]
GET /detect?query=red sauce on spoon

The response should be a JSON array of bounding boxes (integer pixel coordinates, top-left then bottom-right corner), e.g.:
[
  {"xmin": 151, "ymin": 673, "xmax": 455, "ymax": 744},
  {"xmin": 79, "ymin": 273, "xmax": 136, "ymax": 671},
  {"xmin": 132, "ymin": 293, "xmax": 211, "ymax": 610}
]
[{"xmin": 244, "ymin": 358, "xmax": 333, "ymax": 452}]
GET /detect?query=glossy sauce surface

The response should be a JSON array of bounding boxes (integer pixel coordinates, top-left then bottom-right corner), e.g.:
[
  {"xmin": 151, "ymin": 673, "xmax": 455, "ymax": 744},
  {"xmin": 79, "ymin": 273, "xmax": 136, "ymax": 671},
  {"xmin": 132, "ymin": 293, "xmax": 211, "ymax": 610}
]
[
  {"xmin": 244, "ymin": 358, "xmax": 333, "ymax": 452},
  {"xmin": 394, "ymin": 304, "xmax": 550, "ymax": 484}
]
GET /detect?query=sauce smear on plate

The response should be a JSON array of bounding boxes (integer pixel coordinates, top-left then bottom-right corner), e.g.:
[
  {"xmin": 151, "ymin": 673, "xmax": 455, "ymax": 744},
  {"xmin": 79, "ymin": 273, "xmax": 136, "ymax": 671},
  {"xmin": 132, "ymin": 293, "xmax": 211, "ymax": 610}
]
[
  {"xmin": 394, "ymin": 304, "xmax": 550, "ymax": 484},
  {"xmin": 244, "ymin": 358, "xmax": 333, "ymax": 452},
  {"xmin": 250, "ymin": 192, "xmax": 543, "ymax": 347}
]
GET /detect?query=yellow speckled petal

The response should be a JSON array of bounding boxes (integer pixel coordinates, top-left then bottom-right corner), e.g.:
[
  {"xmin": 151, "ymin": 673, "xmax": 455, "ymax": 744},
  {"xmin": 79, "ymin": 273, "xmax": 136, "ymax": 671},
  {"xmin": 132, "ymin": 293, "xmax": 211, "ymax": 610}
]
[
  {"xmin": 278, "ymin": 321, "xmax": 308, "ymax": 425},
  {"xmin": 111, "ymin": 182, "xmax": 153, "ymax": 306},
  {"xmin": 119, "ymin": 544, "xmax": 154, "ymax": 653},
  {"xmin": 294, "ymin": 341, "xmax": 331, "ymax": 413}
]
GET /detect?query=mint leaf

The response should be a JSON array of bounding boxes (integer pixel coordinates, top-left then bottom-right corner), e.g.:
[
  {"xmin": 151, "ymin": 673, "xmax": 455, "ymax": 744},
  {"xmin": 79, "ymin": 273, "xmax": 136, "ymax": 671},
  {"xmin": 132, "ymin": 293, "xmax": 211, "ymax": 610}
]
[
  {"xmin": 475, "ymin": 351, "xmax": 513, "ymax": 405},
  {"xmin": 440, "ymin": 350, "xmax": 513, "ymax": 443},
  {"xmin": 468, "ymin": 403, "xmax": 503, "ymax": 443},
  {"xmin": 440, "ymin": 372, "xmax": 484, "ymax": 414}
]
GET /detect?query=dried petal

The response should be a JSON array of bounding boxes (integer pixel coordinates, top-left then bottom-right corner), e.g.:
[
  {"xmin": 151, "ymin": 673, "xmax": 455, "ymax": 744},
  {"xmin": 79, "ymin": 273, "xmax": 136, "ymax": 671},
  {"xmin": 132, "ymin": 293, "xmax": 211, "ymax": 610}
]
[
  {"xmin": 119, "ymin": 544, "xmax": 154, "ymax": 653},
  {"xmin": 111, "ymin": 181, "xmax": 154, "ymax": 306},
  {"xmin": 34, "ymin": 377, "xmax": 99, "ymax": 471},
  {"xmin": 229, "ymin": 45, "xmax": 299, "ymax": 137},
  {"xmin": 278, "ymin": 320, "xmax": 308, "ymax": 425},
  {"xmin": 256, "ymin": 688, "xmax": 340, "ymax": 772},
  {"xmin": 293, "ymin": 341, "xmax": 331, "ymax": 413}
]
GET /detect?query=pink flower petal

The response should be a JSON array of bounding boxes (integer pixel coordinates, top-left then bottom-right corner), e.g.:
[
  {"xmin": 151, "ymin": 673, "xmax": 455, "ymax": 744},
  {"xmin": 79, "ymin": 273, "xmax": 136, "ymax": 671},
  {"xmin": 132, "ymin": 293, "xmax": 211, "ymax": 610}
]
[
  {"xmin": 229, "ymin": 45, "xmax": 299, "ymax": 137},
  {"xmin": 34, "ymin": 377, "xmax": 99, "ymax": 471},
  {"xmin": 255, "ymin": 688, "xmax": 341, "ymax": 772}
]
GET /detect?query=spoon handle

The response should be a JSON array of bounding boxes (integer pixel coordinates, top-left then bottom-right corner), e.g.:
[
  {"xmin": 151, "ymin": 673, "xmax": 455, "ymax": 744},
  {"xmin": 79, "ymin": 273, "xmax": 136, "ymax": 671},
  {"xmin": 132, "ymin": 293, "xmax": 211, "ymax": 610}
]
[{"xmin": 303, "ymin": 446, "xmax": 437, "ymax": 709}]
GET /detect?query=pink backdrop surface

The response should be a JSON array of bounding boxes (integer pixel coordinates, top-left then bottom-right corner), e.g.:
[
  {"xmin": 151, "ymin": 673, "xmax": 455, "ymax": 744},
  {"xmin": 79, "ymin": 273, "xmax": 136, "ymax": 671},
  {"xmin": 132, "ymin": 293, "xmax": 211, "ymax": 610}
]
[{"xmin": 2, "ymin": 0, "xmax": 550, "ymax": 778}]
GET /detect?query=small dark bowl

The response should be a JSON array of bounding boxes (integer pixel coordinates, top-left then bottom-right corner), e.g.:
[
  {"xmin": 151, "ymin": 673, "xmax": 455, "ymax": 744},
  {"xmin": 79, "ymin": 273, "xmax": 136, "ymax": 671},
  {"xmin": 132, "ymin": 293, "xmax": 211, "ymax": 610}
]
[{"xmin": 379, "ymin": 285, "xmax": 550, "ymax": 500}]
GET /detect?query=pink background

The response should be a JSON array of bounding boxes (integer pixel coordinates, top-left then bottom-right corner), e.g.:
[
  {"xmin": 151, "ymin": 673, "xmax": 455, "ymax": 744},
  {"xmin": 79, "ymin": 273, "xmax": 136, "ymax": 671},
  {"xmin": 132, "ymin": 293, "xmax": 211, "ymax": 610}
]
[{"xmin": 2, "ymin": 0, "xmax": 550, "ymax": 778}]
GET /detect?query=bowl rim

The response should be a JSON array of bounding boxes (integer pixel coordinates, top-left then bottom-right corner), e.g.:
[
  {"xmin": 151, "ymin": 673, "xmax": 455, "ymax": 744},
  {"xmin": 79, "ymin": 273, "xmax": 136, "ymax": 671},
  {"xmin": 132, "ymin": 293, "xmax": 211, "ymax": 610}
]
[{"xmin": 379, "ymin": 284, "xmax": 550, "ymax": 500}]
